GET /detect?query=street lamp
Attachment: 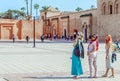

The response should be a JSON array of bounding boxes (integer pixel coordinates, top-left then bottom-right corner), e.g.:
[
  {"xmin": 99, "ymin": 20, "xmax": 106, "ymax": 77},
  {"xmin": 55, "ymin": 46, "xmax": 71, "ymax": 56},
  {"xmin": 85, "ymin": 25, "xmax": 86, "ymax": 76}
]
[{"xmin": 33, "ymin": 16, "xmax": 36, "ymax": 47}]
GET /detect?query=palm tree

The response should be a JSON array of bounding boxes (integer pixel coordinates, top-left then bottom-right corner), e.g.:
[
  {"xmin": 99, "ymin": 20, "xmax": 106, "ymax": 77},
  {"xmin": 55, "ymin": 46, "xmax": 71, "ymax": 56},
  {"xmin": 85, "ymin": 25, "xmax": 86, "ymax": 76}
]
[
  {"xmin": 34, "ymin": 4, "xmax": 39, "ymax": 17},
  {"xmin": 55, "ymin": 7, "xmax": 59, "ymax": 11},
  {"xmin": 75, "ymin": 7, "xmax": 83, "ymax": 12},
  {"xmin": 40, "ymin": 6, "xmax": 50, "ymax": 34},
  {"xmin": 30, "ymin": 0, "xmax": 32, "ymax": 16},
  {"xmin": 21, "ymin": 7, "xmax": 26, "ymax": 12},
  {"xmin": 25, "ymin": 0, "xmax": 29, "ymax": 15},
  {"xmin": 40, "ymin": 6, "xmax": 49, "ymax": 22},
  {"xmin": 20, "ymin": 7, "xmax": 26, "ymax": 19}
]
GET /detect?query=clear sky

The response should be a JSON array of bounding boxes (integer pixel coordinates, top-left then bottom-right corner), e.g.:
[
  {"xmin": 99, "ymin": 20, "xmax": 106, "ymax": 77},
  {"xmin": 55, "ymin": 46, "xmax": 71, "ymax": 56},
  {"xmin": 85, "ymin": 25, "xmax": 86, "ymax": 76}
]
[{"xmin": 0, "ymin": 0, "xmax": 97, "ymax": 16}]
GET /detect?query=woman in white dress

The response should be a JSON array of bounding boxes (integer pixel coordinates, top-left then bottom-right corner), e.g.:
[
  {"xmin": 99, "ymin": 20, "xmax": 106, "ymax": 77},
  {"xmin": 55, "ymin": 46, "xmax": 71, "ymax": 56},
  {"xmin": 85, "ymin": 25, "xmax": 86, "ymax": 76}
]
[{"xmin": 102, "ymin": 35, "xmax": 115, "ymax": 78}]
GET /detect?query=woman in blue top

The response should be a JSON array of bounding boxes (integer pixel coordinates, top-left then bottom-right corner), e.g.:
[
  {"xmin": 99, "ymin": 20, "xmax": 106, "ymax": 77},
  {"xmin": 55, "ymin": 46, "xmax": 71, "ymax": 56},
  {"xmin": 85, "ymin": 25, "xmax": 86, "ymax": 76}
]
[{"xmin": 71, "ymin": 33, "xmax": 84, "ymax": 79}]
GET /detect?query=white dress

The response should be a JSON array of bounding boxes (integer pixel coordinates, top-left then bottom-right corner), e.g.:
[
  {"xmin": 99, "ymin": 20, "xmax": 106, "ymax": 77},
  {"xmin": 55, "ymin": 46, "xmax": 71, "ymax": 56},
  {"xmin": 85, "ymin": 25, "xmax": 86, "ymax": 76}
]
[{"xmin": 105, "ymin": 45, "xmax": 114, "ymax": 69}]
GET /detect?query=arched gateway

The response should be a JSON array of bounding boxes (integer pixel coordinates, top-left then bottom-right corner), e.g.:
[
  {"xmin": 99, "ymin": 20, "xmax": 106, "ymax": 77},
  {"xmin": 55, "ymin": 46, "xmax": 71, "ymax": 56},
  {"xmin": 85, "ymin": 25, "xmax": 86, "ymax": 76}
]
[
  {"xmin": 80, "ymin": 13, "xmax": 92, "ymax": 42},
  {"xmin": 0, "ymin": 20, "xmax": 22, "ymax": 40},
  {"xmin": 0, "ymin": 23, "xmax": 14, "ymax": 39}
]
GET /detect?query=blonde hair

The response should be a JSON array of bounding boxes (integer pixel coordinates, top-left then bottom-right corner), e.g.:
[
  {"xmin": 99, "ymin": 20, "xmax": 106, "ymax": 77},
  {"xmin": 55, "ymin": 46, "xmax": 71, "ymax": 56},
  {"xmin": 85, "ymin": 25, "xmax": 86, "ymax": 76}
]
[
  {"xmin": 77, "ymin": 32, "xmax": 84, "ymax": 41},
  {"xmin": 106, "ymin": 35, "xmax": 115, "ymax": 51},
  {"xmin": 106, "ymin": 34, "xmax": 112, "ymax": 44}
]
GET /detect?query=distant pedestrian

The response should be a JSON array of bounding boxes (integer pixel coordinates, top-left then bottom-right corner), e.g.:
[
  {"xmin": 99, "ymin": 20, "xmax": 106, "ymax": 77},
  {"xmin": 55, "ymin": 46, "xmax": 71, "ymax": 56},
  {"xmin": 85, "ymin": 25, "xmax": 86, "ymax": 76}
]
[
  {"xmin": 26, "ymin": 36, "xmax": 30, "ymax": 43},
  {"xmin": 87, "ymin": 34, "xmax": 97, "ymax": 78},
  {"xmin": 41, "ymin": 34, "xmax": 44, "ymax": 42},
  {"xmin": 102, "ymin": 35, "xmax": 115, "ymax": 78},
  {"xmin": 71, "ymin": 32, "xmax": 84, "ymax": 79},
  {"xmin": 12, "ymin": 34, "xmax": 16, "ymax": 43}
]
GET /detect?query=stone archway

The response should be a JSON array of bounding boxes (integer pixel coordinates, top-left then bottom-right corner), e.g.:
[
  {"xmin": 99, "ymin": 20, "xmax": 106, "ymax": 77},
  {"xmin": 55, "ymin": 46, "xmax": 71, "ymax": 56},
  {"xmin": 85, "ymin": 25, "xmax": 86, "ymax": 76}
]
[
  {"xmin": 108, "ymin": 1, "xmax": 113, "ymax": 14},
  {"xmin": 102, "ymin": 2, "xmax": 107, "ymax": 15},
  {"xmin": 0, "ymin": 23, "xmax": 14, "ymax": 39},
  {"xmin": 62, "ymin": 21, "xmax": 68, "ymax": 37},
  {"xmin": 82, "ymin": 23, "xmax": 89, "ymax": 42},
  {"xmin": 80, "ymin": 13, "xmax": 93, "ymax": 42},
  {"xmin": 1, "ymin": 26, "xmax": 13, "ymax": 39}
]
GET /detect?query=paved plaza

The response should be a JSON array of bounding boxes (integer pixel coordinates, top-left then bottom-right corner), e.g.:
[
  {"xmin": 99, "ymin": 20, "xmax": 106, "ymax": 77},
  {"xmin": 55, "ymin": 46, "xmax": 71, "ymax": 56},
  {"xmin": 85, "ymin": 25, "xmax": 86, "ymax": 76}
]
[{"xmin": 0, "ymin": 41, "xmax": 119, "ymax": 81}]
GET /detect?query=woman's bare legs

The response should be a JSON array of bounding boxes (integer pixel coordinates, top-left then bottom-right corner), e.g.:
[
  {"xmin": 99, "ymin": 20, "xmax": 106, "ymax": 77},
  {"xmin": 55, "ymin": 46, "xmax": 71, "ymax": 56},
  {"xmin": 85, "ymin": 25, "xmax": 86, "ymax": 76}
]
[
  {"xmin": 102, "ymin": 68, "xmax": 109, "ymax": 77},
  {"xmin": 109, "ymin": 68, "xmax": 114, "ymax": 78}
]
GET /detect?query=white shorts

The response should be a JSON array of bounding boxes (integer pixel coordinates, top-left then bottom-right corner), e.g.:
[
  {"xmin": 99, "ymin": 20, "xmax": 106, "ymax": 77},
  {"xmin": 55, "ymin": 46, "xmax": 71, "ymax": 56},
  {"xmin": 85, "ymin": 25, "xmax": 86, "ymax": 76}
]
[{"xmin": 89, "ymin": 52, "xmax": 97, "ymax": 58}]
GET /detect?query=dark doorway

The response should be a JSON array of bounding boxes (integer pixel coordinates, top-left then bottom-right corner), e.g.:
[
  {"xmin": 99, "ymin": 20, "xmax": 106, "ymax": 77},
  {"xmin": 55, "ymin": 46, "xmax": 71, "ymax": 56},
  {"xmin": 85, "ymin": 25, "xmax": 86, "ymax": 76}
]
[
  {"xmin": 64, "ymin": 29, "xmax": 66, "ymax": 38},
  {"xmin": 110, "ymin": 5, "xmax": 112, "ymax": 14}
]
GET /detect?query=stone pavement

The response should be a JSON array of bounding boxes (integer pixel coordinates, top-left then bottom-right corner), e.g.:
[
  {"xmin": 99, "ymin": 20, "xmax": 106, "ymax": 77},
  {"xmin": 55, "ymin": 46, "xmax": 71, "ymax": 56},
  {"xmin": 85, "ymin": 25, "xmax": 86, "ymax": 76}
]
[{"xmin": 0, "ymin": 42, "xmax": 119, "ymax": 81}]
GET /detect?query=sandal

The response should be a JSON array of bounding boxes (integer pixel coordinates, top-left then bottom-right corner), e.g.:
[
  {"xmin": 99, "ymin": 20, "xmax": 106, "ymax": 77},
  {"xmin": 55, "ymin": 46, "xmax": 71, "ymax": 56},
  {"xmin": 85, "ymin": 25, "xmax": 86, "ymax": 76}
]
[
  {"xmin": 73, "ymin": 76, "xmax": 78, "ymax": 79},
  {"xmin": 109, "ymin": 75, "xmax": 114, "ymax": 78},
  {"xmin": 93, "ymin": 76, "xmax": 97, "ymax": 78},
  {"xmin": 102, "ymin": 74, "xmax": 107, "ymax": 77}
]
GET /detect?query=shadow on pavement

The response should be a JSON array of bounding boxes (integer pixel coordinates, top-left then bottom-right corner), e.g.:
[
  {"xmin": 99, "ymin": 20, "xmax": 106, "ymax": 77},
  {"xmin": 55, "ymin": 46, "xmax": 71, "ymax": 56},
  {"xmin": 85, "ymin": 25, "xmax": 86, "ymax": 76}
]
[
  {"xmin": 24, "ymin": 76, "xmax": 72, "ymax": 79},
  {"xmin": 24, "ymin": 76, "xmax": 102, "ymax": 80}
]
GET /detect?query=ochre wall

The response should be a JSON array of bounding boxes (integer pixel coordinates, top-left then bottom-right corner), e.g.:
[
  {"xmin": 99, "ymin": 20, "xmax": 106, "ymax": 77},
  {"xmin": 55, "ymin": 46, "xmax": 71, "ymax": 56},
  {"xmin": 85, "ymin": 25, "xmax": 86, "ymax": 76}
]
[
  {"xmin": 0, "ymin": 19, "xmax": 43, "ymax": 40},
  {"xmin": 97, "ymin": 0, "xmax": 120, "ymax": 41}
]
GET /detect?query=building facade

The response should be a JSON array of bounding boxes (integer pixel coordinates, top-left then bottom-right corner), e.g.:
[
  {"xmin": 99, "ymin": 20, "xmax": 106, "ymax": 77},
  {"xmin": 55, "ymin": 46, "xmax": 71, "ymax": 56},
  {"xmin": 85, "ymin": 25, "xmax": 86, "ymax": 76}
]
[
  {"xmin": 42, "ymin": 0, "xmax": 120, "ymax": 41},
  {"xmin": 0, "ymin": 0, "xmax": 120, "ymax": 41},
  {"xmin": 97, "ymin": 0, "xmax": 120, "ymax": 41}
]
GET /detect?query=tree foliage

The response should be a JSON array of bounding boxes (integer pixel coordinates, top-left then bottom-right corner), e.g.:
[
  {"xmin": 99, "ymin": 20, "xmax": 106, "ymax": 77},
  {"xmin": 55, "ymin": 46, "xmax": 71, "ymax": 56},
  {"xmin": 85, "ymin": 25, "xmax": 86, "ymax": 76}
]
[
  {"xmin": 21, "ymin": 7, "xmax": 26, "ymax": 12},
  {"xmin": 91, "ymin": 5, "xmax": 94, "ymax": 9},
  {"xmin": 40, "ymin": 6, "xmax": 50, "ymax": 20},
  {"xmin": 75, "ymin": 7, "xmax": 83, "ymax": 12},
  {"xmin": 40, "ymin": 6, "xmax": 49, "ymax": 13},
  {"xmin": 55, "ymin": 7, "xmax": 59, "ymax": 10},
  {"xmin": 34, "ymin": 4, "xmax": 39, "ymax": 10},
  {"xmin": 34, "ymin": 4, "xmax": 39, "ymax": 18},
  {"xmin": 0, "ymin": 9, "xmax": 26, "ymax": 19}
]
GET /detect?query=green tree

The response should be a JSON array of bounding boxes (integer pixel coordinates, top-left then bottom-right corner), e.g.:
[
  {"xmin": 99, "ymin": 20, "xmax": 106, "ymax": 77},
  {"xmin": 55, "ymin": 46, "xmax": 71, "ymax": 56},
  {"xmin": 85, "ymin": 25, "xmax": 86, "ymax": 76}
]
[
  {"xmin": 91, "ymin": 5, "xmax": 94, "ymax": 9},
  {"xmin": 75, "ymin": 7, "xmax": 82, "ymax": 12},
  {"xmin": 30, "ymin": 0, "xmax": 33, "ymax": 16},
  {"xmin": 21, "ymin": 7, "xmax": 26, "ymax": 12},
  {"xmin": 6, "ymin": 9, "xmax": 13, "ymax": 19},
  {"xmin": 0, "ymin": 12, "xmax": 5, "ymax": 18},
  {"xmin": 40, "ymin": 6, "xmax": 50, "ymax": 34},
  {"xmin": 55, "ymin": 7, "xmax": 59, "ymax": 11},
  {"xmin": 34, "ymin": 4, "xmax": 39, "ymax": 17},
  {"xmin": 0, "ymin": 9, "xmax": 26, "ymax": 19},
  {"xmin": 40, "ymin": 6, "xmax": 50, "ymax": 22}
]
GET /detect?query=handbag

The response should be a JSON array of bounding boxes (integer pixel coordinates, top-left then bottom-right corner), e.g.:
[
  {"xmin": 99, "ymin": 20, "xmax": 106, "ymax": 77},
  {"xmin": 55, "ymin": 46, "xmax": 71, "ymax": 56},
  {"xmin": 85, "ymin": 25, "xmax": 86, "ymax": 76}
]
[
  {"xmin": 79, "ymin": 40, "xmax": 84, "ymax": 58},
  {"xmin": 74, "ymin": 47, "xmax": 80, "ymax": 57}
]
